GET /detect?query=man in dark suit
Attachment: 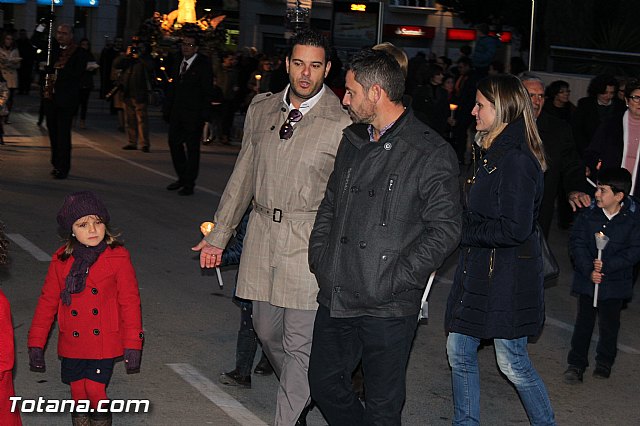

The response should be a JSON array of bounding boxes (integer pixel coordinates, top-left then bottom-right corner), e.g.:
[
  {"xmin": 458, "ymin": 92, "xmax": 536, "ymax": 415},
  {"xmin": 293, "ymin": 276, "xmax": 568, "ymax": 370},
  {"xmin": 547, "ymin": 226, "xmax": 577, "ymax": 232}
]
[
  {"xmin": 520, "ymin": 73, "xmax": 591, "ymax": 237},
  {"xmin": 163, "ymin": 33, "xmax": 214, "ymax": 196},
  {"xmin": 571, "ymin": 74, "xmax": 626, "ymax": 157},
  {"xmin": 43, "ymin": 24, "xmax": 89, "ymax": 179},
  {"xmin": 449, "ymin": 56, "xmax": 478, "ymax": 164}
]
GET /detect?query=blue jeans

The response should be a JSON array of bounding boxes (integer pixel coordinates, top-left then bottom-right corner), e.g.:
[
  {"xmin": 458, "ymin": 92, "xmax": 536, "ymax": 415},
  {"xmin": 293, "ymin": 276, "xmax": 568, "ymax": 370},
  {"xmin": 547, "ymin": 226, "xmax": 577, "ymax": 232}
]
[{"xmin": 446, "ymin": 332, "xmax": 555, "ymax": 425}]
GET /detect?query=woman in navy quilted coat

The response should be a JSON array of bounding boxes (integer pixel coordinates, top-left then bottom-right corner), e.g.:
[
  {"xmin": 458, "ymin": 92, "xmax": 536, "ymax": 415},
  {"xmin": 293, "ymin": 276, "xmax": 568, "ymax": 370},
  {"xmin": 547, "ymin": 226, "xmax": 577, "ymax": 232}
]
[{"xmin": 444, "ymin": 75, "xmax": 555, "ymax": 425}]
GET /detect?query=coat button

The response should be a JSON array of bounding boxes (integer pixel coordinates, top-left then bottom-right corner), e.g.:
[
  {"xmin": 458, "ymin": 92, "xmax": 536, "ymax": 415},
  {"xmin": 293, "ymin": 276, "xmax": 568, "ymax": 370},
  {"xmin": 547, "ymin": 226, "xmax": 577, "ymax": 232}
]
[
  {"xmin": 71, "ymin": 310, "xmax": 78, "ymax": 316},
  {"xmin": 369, "ymin": 190, "xmax": 375, "ymax": 197},
  {"xmin": 281, "ymin": 107, "xmax": 286, "ymax": 112},
  {"xmin": 270, "ymin": 125, "xmax": 275, "ymax": 130},
  {"xmin": 355, "ymin": 291, "xmax": 360, "ymax": 298},
  {"xmin": 73, "ymin": 331, "xmax": 79, "ymax": 337},
  {"xmin": 333, "ymin": 286, "xmax": 341, "ymax": 293},
  {"xmin": 384, "ymin": 142, "xmax": 392, "ymax": 150},
  {"xmin": 382, "ymin": 255, "xmax": 388, "ymax": 261},
  {"xmin": 92, "ymin": 308, "xmax": 99, "ymax": 315},
  {"xmin": 340, "ymin": 236, "xmax": 348, "ymax": 244},
  {"xmin": 139, "ymin": 332, "xmax": 145, "ymax": 340},
  {"xmin": 350, "ymin": 186, "xmax": 360, "ymax": 193},
  {"xmin": 359, "ymin": 241, "xmax": 367, "ymax": 249},
  {"xmin": 93, "ymin": 329, "xmax": 100, "ymax": 336},
  {"xmin": 91, "ymin": 288, "xmax": 98, "ymax": 295}
]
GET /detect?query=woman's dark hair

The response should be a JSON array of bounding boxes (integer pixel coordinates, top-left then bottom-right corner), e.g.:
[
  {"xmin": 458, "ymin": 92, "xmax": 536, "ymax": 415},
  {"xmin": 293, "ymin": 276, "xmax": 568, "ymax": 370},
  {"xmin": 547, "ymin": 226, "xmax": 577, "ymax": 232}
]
[
  {"xmin": 587, "ymin": 74, "xmax": 618, "ymax": 97},
  {"xmin": 597, "ymin": 168, "xmax": 632, "ymax": 197},
  {"xmin": 624, "ymin": 78, "xmax": 640, "ymax": 99},
  {"xmin": 545, "ymin": 80, "xmax": 570, "ymax": 99}
]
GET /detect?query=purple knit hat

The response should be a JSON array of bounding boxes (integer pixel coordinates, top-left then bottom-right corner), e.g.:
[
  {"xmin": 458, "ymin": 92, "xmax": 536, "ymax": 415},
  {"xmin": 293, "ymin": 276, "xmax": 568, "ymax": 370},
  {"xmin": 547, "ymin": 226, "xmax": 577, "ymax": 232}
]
[{"xmin": 56, "ymin": 191, "xmax": 110, "ymax": 232}]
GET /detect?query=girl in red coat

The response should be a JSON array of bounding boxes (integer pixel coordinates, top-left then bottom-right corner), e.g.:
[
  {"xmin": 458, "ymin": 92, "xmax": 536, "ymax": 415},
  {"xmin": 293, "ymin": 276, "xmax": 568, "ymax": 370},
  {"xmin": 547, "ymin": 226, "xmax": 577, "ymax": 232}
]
[
  {"xmin": 1, "ymin": 220, "xmax": 22, "ymax": 425},
  {"xmin": 28, "ymin": 191, "xmax": 144, "ymax": 426},
  {"xmin": 1, "ymin": 289, "xmax": 22, "ymax": 426}
]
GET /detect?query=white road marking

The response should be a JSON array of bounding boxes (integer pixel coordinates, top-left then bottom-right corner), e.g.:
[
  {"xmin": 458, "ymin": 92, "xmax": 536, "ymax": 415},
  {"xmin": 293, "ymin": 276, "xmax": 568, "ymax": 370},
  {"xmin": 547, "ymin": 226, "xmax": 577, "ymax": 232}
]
[
  {"xmin": 6, "ymin": 233, "xmax": 51, "ymax": 261},
  {"xmin": 545, "ymin": 316, "xmax": 640, "ymax": 354},
  {"xmin": 167, "ymin": 363, "xmax": 267, "ymax": 426},
  {"xmin": 73, "ymin": 133, "xmax": 223, "ymax": 197}
]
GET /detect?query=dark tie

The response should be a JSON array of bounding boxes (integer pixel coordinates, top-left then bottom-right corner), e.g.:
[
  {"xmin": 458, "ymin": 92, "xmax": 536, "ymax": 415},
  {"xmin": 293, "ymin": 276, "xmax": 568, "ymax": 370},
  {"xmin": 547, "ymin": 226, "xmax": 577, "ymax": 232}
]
[{"xmin": 180, "ymin": 61, "xmax": 188, "ymax": 76}]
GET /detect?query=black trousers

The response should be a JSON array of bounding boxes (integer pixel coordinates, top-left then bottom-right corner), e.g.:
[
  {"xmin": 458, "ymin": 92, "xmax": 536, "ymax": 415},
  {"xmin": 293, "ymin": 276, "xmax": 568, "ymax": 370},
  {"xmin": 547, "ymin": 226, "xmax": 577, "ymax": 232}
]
[
  {"xmin": 567, "ymin": 294, "xmax": 624, "ymax": 370},
  {"xmin": 309, "ymin": 305, "xmax": 417, "ymax": 426},
  {"xmin": 45, "ymin": 101, "xmax": 75, "ymax": 176},
  {"xmin": 167, "ymin": 115, "xmax": 202, "ymax": 188}
]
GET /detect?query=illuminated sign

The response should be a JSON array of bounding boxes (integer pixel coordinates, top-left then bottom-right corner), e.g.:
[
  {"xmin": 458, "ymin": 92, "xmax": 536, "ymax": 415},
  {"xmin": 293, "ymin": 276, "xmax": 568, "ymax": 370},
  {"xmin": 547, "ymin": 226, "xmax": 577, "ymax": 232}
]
[
  {"xmin": 447, "ymin": 28, "xmax": 512, "ymax": 43},
  {"xmin": 350, "ymin": 4, "xmax": 366, "ymax": 12},
  {"xmin": 37, "ymin": 0, "xmax": 63, "ymax": 5},
  {"xmin": 489, "ymin": 31, "xmax": 512, "ymax": 43},
  {"xmin": 384, "ymin": 25, "xmax": 435, "ymax": 39},
  {"xmin": 446, "ymin": 29, "xmax": 476, "ymax": 42},
  {"xmin": 75, "ymin": 0, "xmax": 99, "ymax": 6}
]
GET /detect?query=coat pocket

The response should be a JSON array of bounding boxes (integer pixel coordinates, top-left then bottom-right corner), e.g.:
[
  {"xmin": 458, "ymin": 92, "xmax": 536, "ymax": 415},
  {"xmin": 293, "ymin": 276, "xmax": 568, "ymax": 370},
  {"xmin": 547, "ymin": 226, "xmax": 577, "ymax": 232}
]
[
  {"xmin": 375, "ymin": 250, "xmax": 397, "ymax": 303},
  {"xmin": 380, "ymin": 174, "xmax": 398, "ymax": 227}
]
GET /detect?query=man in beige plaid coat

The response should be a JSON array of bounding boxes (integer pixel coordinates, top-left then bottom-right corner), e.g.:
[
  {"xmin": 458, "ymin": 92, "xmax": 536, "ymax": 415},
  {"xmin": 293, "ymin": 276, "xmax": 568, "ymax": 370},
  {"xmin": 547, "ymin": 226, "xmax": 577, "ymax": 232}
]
[{"xmin": 193, "ymin": 29, "xmax": 351, "ymax": 425}]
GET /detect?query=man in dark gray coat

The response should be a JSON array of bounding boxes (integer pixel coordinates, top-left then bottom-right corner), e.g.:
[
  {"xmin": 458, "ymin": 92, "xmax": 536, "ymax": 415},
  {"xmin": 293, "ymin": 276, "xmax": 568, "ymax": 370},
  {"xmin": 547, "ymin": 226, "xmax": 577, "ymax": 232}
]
[{"xmin": 307, "ymin": 48, "xmax": 462, "ymax": 425}]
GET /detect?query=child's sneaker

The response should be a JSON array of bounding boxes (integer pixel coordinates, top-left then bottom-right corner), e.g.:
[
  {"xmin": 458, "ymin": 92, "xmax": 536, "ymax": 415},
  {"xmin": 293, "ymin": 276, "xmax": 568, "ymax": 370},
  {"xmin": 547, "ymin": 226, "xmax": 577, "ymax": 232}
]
[
  {"xmin": 563, "ymin": 365, "xmax": 584, "ymax": 384},
  {"xmin": 592, "ymin": 364, "xmax": 611, "ymax": 379}
]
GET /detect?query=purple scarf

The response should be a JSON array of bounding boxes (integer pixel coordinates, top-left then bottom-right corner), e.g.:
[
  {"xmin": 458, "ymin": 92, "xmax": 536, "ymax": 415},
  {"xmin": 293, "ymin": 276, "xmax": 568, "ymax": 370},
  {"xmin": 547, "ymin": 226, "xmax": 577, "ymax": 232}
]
[{"xmin": 61, "ymin": 241, "xmax": 107, "ymax": 306}]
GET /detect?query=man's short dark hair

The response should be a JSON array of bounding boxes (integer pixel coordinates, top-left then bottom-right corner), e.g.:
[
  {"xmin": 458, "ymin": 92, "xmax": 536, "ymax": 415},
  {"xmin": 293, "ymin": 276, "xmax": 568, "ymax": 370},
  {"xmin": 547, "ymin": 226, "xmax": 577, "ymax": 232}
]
[
  {"xmin": 288, "ymin": 29, "xmax": 331, "ymax": 63},
  {"xmin": 598, "ymin": 167, "xmax": 632, "ymax": 197},
  {"xmin": 588, "ymin": 74, "xmax": 618, "ymax": 97},
  {"xmin": 348, "ymin": 49, "xmax": 404, "ymax": 103}
]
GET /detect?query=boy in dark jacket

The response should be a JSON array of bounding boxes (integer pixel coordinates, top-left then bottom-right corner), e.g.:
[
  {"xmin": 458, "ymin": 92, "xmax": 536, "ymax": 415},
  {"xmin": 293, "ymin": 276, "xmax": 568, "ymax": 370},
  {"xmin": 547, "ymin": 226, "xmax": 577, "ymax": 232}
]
[
  {"xmin": 217, "ymin": 208, "xmax": 272, "ymax": 388},
  {"xmin": 564, "ymin": 168, "xmax": 640, "ymax": 383}
]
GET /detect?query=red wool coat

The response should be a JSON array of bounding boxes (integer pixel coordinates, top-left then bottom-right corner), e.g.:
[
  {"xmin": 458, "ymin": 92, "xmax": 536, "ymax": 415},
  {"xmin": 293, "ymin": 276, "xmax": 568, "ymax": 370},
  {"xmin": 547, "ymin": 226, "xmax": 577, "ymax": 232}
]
[
  {"xmin": 0, "ymin": 289, "xmax": 22, "ymax": 426},
  {"xmin": 28, "ymin": 246, "xmax": 144, "ymax": 359}
]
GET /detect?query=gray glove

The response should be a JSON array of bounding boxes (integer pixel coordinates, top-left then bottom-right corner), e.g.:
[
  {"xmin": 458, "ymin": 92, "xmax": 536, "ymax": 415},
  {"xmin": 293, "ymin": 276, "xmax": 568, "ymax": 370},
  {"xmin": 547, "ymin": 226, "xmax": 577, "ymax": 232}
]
[
  {"xmin": 124, "ymin": 349, "xmax": 141, "ymax": 374},
  {"xmin": 28, "ymin": 347, "xmax": 46, "ymax": 372}
]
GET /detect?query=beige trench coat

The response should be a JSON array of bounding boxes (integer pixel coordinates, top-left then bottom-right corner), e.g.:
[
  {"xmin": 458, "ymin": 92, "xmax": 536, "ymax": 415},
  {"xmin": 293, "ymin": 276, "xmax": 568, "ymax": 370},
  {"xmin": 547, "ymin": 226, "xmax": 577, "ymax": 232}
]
[
  {"xmin": 0, "ymin": 48, "xmax": 20, "ymax": 89},
  {"xmin": 205, "ymin": 86, "xmax": 351, "ymax": 310}
]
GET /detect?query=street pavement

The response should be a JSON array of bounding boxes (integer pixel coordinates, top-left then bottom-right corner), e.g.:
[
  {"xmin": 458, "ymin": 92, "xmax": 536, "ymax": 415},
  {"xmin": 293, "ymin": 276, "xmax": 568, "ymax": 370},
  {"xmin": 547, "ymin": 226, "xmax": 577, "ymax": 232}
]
[{"xmin": 1, "ymin": 92, "xmax": 640, "ymax": 425}]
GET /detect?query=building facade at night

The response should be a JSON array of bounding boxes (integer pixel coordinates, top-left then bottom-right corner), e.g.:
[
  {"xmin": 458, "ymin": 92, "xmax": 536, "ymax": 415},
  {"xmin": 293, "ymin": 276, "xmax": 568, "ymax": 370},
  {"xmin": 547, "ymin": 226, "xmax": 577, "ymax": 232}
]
[{"xmin": 0, "ymin": 1, "xmax": 512, "ymax": 65}]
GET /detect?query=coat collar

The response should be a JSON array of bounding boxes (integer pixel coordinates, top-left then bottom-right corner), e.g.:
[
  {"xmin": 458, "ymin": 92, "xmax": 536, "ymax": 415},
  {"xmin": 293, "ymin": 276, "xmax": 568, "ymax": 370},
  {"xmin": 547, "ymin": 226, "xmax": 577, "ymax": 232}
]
[
  {"xmin": 480, "ymin": 118, "xmax": 530, "ymax": 171},
  {"xmin": 275, "ymin": 84, "xmax": 348, "ymax": 123},
  {"xmin": 343, "ymin": 106, "xmax": 413, "ymax": 149}
]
